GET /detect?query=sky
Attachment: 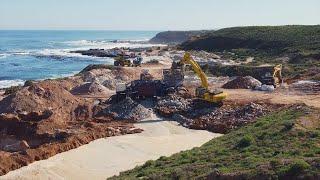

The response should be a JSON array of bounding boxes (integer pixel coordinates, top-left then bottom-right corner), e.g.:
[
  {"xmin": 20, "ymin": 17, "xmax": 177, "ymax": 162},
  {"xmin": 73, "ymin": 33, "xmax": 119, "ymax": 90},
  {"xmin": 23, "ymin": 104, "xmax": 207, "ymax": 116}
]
[{"xmin": 0, "ymin": 0, "xmax": 319, "ymax": 30}]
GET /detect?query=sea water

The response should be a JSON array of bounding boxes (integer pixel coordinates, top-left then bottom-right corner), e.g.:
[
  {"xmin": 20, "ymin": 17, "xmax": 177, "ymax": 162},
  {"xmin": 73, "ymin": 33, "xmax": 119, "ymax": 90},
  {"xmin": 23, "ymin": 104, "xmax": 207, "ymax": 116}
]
[{"xmin": 0, "ymin": 30, "xmax": 159, "ymax": 88}]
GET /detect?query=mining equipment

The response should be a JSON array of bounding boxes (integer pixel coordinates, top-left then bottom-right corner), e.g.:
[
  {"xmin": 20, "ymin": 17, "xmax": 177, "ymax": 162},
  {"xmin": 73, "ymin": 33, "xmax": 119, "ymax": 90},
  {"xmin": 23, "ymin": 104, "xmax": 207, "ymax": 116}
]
[{"xmin": 176, "ymin": 52, "xmax": 227, "ymax": 103}]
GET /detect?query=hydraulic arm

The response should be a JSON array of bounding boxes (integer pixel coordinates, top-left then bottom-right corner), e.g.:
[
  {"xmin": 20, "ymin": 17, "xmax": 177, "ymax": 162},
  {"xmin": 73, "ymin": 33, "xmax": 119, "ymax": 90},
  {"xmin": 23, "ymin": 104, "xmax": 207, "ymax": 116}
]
[{"xmin": 179, "ymin": 53, "xmax": 227, "ymax": 103}]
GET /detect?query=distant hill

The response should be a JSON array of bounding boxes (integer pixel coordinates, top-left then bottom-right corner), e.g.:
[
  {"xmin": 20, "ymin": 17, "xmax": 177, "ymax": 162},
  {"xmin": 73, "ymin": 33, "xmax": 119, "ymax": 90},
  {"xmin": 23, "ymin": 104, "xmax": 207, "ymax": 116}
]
[
  {"xmin": 180, "ymin": 25, "xmax": 320, "ymax": 62},
  {"xmin": 149, "ymin": 31, "xmax": 208, "ymax": 45}
]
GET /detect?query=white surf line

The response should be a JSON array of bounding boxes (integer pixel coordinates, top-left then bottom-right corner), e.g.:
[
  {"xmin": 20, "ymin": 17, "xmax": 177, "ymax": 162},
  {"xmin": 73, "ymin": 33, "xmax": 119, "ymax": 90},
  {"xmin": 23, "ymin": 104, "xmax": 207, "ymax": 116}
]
[{"xmin": 1, "ymin": 118, "xmax": 221, "ymax": 180}]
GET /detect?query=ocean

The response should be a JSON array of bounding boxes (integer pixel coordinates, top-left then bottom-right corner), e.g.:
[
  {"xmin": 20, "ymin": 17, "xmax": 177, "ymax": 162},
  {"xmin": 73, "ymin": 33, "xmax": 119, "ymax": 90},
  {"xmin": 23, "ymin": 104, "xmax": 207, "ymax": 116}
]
[{"xmin": 0, "ymin": 30, "xmax": 159, "ymax": 88}]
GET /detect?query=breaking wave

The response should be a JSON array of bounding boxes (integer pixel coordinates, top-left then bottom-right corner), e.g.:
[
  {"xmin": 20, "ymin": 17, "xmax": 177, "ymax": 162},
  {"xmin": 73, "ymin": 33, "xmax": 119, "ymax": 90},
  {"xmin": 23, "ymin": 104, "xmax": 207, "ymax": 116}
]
[
  {"xmin": 0, "ymin": 79, "xmax": 25, "ymax": 89},
  {"xmin": 0, "ymin": 53, "xmax": 10, "ymax": 59}
]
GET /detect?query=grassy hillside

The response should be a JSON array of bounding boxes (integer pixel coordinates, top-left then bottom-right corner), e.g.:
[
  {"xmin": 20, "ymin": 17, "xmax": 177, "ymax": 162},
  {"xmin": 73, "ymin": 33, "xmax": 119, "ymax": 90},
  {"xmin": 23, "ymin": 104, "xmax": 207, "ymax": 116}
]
[
  {"xmin": 149, "ymin": 31, "xmax": 208, "ymax": 44},
  {"xmin": 180, "ymin": 25, "xmax": 320, "ymax": 64},
  {"xmin": 110, "ymin": 105, "xmax": 320, "ymax": 179}
]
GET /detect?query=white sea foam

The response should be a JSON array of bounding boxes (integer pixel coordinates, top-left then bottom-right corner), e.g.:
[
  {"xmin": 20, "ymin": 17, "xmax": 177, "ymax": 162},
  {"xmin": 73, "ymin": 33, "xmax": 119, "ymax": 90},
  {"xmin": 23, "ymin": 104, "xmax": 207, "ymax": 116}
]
[
  {"xmin": 0, "ymin": 79, "xmax": 25, "ymax": 89},
  {"xmin": 34, "ymin": 48, "xmax": 92, "ymax": 59},
  {"xmin": 0, "ymin": 53, "xmax": 10, "ymax": 59},
  {"xmin": 64, "ymin": 40, "xmax": 164, "ymax": 50},
  {"xmin": 3, "ymin": 41, "xmax": 165, "ymax": 60}
]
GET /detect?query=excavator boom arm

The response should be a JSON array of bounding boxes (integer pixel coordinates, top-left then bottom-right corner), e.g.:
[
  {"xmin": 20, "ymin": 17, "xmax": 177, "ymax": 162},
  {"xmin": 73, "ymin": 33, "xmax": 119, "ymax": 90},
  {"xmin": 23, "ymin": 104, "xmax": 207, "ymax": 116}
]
[{"xmin": 180, "ymin": 53, "xmax": 209, "ymax": 89}]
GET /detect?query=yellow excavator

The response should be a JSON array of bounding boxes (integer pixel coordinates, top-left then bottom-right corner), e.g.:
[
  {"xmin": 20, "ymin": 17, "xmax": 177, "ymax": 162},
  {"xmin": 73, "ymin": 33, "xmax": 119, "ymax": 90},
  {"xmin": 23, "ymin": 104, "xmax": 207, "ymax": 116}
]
[
  {"xmin": 178, "ymin": 52, "xmax": 227, "ymax": 104},
  {"xmin": 260, "ymin": 64, "xmax": 283, "ymax": 87},
  {"xmin": 272, "ymin": 64, "xmax": 283, "ymax": 87}
]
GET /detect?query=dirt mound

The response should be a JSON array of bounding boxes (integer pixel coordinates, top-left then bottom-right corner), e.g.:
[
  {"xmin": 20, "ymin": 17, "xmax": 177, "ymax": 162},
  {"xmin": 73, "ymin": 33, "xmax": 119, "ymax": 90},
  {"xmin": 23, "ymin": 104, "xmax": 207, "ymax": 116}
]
[
  {"xmin": 71, "ymin": 82, "xmax": 113, "ymax": 96},
  {"xmin": 0, "ymin": 79, "xmax": 143, "ymax": 176},
  {"xmin": 222, "ymin": 76, "xmax": 262, "ymax": 89},
  {"xmin": 0, "ymin": 81, "xmax": 85, "ymax": 134},
  {"xmin": 99, "ymin": 97, "xmax": 152, "ymax": 121}
]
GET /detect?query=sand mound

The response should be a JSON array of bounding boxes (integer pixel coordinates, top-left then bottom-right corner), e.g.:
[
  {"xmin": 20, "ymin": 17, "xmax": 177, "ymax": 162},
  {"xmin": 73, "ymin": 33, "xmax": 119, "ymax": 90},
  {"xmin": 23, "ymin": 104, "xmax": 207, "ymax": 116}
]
[
  {"xmin": 222, "ymin": 76, "xmax": 261, "ymax": 89},
  {"xmin": 71, "ymin": 82, "xmax": 113, "ymax": 96},
  {"xmin": 102, "ymin": 97, "xmax": 152, "ymax": 121}
]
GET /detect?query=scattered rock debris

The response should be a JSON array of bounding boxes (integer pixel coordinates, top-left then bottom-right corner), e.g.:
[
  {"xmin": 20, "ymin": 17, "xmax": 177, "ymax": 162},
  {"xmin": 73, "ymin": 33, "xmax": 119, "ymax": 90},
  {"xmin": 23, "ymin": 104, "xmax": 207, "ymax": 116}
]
[
  {"xmin": 156, "ymin": 92, "xmax": 282, "ymax": 133},
  {"xmin": 290, "ymin": 80, "xmax": 320, "ymax": 95},
  {"xmin": 99, "ymin": 97, "xmax": 152, "ymax": 122},
  {"xmin": 186, "ymin": 102, "xmax": 274, "ymax": 133},
  {"xmin": 156, "ymin": 94, "xmax": 191, "ymax": 117}
]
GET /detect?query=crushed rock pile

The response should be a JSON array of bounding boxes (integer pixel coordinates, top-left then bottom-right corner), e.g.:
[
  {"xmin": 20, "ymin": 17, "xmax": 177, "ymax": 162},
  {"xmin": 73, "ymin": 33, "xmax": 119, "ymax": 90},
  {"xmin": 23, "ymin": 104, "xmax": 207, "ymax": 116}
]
[
  {"xmin": 102, "ymin": 97, "xmax": 152, "ymax": 121},
  {"xmin": 71, "ymin": 81, "xmax": 113, "ymax": 96},
  {"xmin": 155, "ymin": 94, "xmax": 192, "ymax": 117},
  {"xmin": 156, "ymin": 92, "xmax": 280, "ymax": 133},
  {"xmin": 222, "ymin": 76, "xmax": 262, "ymax": 89},
  {"xmin": 184, "ymin": 102, "xmax": 271, "ymax": 133}
]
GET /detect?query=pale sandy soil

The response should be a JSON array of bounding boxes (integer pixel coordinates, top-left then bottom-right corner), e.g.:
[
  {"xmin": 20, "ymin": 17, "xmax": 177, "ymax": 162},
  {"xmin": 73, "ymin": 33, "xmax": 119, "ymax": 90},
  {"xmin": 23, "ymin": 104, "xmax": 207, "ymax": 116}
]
[
  {"xmin": 225, "ymin": 89, "xmax": 320, "ymax": 108},
  {"xmin": 1, "ymin": 115, "xmax": 221, "ymax": 180}
]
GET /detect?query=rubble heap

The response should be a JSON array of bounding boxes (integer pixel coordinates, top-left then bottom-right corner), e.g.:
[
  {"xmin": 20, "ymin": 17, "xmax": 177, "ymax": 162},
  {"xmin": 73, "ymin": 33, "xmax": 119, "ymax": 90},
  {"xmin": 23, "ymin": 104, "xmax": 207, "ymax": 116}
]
[
  {"xmin": 185, "ymin": 102, "xmax": 271, "ymax": 133},
  {"xmin": 222, "ymin": 76, "xmax": 262, "ymax": 89},
  {"xmin": 155, "ymin": 94, "xmax": 192, "ymax": 117},
  {"xmin": 102, "ymin": 97, "xmax": 152, "ymax": 121},
  {"xmin": 156, "ymin": 90, "xmax": 280, "ymax": 133}
]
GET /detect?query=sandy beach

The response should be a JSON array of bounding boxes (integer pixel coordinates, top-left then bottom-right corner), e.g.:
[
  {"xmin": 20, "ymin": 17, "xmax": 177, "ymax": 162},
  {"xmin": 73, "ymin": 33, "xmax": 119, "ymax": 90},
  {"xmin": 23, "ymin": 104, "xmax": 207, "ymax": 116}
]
[{"xmin": 1, "ymin": 115, "xmax": 221, "ymax": 180}]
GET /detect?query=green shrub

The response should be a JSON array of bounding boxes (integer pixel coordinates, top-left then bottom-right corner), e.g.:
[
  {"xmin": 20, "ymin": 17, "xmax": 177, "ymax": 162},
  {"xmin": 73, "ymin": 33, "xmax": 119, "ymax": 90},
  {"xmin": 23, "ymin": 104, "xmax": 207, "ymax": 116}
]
[
  {"xmin": 270, "ymin": 159, "xmax": 282, "ymax": 168},
  {"xmin": 142, "ymin": 160, "xmax": 154, "ymax": 168},
  {"xmin": 282, "ymin": 121, "xmax": 294, "ymax": 131},
  {"xmin": 23, "ymin": 80, "xmax": 34, "ymax": 87},
  {"xmin": 309, "ymin": 131, "xmax": 319, "ymax": 138},
  {"xmin": 287, "ymin": 159, "xmax": 310, "ymax": 175},
  {"xmin": 237, "ymin": 135, "xmax": 254, "ymax": 148}
]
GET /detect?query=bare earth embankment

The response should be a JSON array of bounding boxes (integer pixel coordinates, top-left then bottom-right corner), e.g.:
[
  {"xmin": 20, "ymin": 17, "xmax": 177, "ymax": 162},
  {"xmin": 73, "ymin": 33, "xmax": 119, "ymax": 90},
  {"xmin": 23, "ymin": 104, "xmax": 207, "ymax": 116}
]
[{"xmin": 1, "ymin": 115, "xmax": 220, "ymax": 180}]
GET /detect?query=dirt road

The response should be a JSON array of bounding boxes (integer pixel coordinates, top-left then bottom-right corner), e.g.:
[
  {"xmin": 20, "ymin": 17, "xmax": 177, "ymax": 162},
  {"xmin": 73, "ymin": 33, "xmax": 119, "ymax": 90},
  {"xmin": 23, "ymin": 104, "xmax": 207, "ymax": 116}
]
[
  {"xmin": 225, "ymin": 89, "xmax": 320, "ymax": 108},
  {"xmin": 1, "ymin": 115, "xmax": 221, "ymax": 180}
]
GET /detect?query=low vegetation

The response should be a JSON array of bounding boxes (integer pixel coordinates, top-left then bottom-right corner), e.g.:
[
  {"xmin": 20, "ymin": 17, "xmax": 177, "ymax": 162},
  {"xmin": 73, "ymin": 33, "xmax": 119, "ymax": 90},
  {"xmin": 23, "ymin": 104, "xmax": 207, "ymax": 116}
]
[
  {"xmin": 181, "ymin": 25, "xmax": 320, "ymax": 58},
  {"xmin": 111, "ymin": 105, "xmax": 320, "ymax": 179},
  {"xmin": 149, "ymin": 31, "xmax": 208, "ymax": 44},
  {"xmin": 180, "ymin": 25, "xmax": 320, "ymax": 79}
]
